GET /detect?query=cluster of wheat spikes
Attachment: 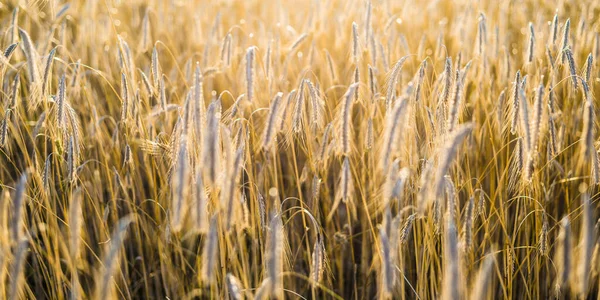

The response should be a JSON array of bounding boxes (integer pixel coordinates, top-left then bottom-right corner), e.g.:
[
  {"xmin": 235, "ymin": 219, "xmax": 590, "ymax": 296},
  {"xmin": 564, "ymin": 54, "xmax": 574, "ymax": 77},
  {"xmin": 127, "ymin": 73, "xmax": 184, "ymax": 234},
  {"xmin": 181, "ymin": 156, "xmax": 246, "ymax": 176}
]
[{"xmin": 0, "ymin": 0, "xmax": 599, "ymax": 299}]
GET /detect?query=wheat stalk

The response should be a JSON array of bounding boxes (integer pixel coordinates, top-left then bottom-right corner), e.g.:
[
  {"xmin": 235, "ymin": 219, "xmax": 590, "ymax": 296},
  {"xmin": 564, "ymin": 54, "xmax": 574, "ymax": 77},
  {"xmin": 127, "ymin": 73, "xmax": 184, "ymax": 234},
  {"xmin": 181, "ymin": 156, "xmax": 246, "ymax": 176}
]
[
  {"xmin": 441, "ymin": 213, "xmax": 460, "ymax": 300},
  {"xmin": 385, "ymin": 56, "xmax": 410, "ymax": 110},
  {"xmin": 555, "ymin": 216, "xmax": 571, "ymax": 295},
  {"xmin": 340, "ymin": 83, "xmax": 359, "ymax": 155},
  {"xmin": 18, "ymin": 28, "xmax": 40, "ymax": 84},
  {"xmin": 201, "ymin": 216, "xmax": 218, "ymax": 283},
  {"xmin": 510, "ymin": 71, "xmax": 521, "ymax": 134},
  {"xmin": 262, "ymin": 92, "xmax": 283, "ymax": 150},
  {"xmin": 94, "ymin": 216, "xmax": 133, "ymax": 300}
]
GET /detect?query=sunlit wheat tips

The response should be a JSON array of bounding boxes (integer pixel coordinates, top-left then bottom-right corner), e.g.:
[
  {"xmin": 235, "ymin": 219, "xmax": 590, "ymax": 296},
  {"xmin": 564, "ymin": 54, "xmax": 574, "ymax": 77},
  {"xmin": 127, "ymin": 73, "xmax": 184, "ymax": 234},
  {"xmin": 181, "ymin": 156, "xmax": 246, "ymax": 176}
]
[
  {"xmin": 317, "ymin": 122, "xmax": 333, "ymax": 168},
  {"xmin": 120, "ymin": 72, "xmax": 129, "ymax": 122},
  {"xmin": 353, "ymin": 66, "xmax": 360, "ymax": 103},
  {"xmin": 66, "ymin": 134, "xmax": 76, "ymax": 183},
  {"xmin": 447, "ymin": 68, "xmax": 464, "ymax": 133},
  {"xmin": 539, "ymin": 215, "xmax": 549, "ymax": 256},
  {"xmin": 159, "ymin": 75, "xmax": 167, "ymax": 112},
  {"xmin": 364, "ymin": 0, "xmax": 372, "ymax": 44},
  {"xmin": 428, "ymin": 124, "xmax": 473, "ymax": 209},
  {"xmin": 520, "ymin": 83, "xmax": 542, "ymax": 182},
  {"xmin": 583, "ymin": 53, "xmax": 593, "ymax": 84},
  {"xmin": 385, "ymin": 55, "xmax": 410, "ymax": 111},
  {"xmin": 193, "ymin": 63, "xmax": 204, "ymax": 143},
  {"xmin": 445, "ymin": 176, "xmax": 457, "ymax": 221},
  {"xmin": 329, "ymin": 156, "xmax": 354, "ymax": 221},
  {"xmin": 306, "ymin": 80, "xmax": 324, "ymax": 132},
  {"xmin": 310, "ymin": 236, "xmax": 325, "ymax": 286},
  {"xmin": 41, "ymin": 47, "xmax": 56, "ymax": 96},
  {"xmin": 3, "ymin": 43, "xmax": 18, "ymax": 60},
  {"xmin": 399, "ymin": 213, "xmax": 416, "ymax": 245},
  {"xmin": 18, "ymin": 28, "xmax": 40, "ymax": 84},
  {"xmin": 530, "ymin": 83, "xmax": 543, "ymax": 153},
  {"xmin": 325, "ymin": 50, "xmax": 337, "ymax": 82},
  {"xmin": 262, "ymin": 92, "xmax": 283, "ymax": 150},
  {"xmin": 56, "ymin": 74, "xmax": 67, "ymax": 130},
  {"xmin": 560, "ymin": 19, "xmax": 571, "ymax": 63},
  {"xmin": 414, "ymin": 60, "xmax": 427, "ymax": 103},
  {"xmin": 462, "ymin": 197, "xmax": 474, "ymax": 251},
  {"xmin": 581, "ymin": 99, "xmax": 595, "ymax": 159},
  {"xmin": 292, "ymin": 80, "xmax": 306, "ymax": 133},
  {"xmin": 496, "ymin": 89, "xmax": 506, "ymax": 129},
  {"xmin": 171, "ymin": 135, "xmax": 189, "ymax": 232},
  {"xmin": 365, "ymin": 118, "xmax": 374, "ymax": 151},
  {"xmin": 438, "ymin": 57, "xmax": 453, "ymax": 111},
  {"xmin": 550, "ymin": 14, "xmax": 559, "ymax": 47},
  {"xmin": 0, "ymin": 113, "xmax": 9, "ymax": 148},
  {"xmin": 352, "ymin": 22, "xmax": 359, "ymax": 64},
  {"xmin": 546, "ymin": 46, "xmax": 555, "ymax": 69},
  {"xmin": 220, "ymin": 33, "xmax": 232, "ymax": 67},
  {"xmin": 380, "ymin": 95, "xmax": 410, "ymax": 172},
  {"xmin": 246, "ymin": 46, "xmax": 256, "ymax": 103},
  {"xmin": 339, "ymin": 83, "xmax": 359, "ymax": 156},
  {"xmin": 517, "ymin": 87, "xmax": 531, "ymax": 152},
  {"xmin": 151, "ymin": 46, "xmax": 159, "ymax": 88},
  {"xmin": 476, "ymin": 13, "xmax": 487, "ymax": 57},
  {"xmin": 202, "ymin": 100, "xmax": 221, "ymax": 187},
  {"xmin": 8, "ymin": 71, "xmax": 21, "ymax": 110},
  {"xmin": 2, "ymin": 1, "xmax": 600, "ymax": 299},
  {"xmin": 510, "ymin": 71, "xmax": 521, "ymax": 134},
  {"xmin": 288, "ymin": 33, "xmax": 308, "ymax": 54},
  {"xmin": 279, "ymin": 89, "xmax": 296, "ymax": 131},
  {"xmin": 564, "ymin": 47, "xmax": 578, "ymax": 91},
  {"xmin": 527, "ymin": 22, "xmax": 535, "ymax": 63}
]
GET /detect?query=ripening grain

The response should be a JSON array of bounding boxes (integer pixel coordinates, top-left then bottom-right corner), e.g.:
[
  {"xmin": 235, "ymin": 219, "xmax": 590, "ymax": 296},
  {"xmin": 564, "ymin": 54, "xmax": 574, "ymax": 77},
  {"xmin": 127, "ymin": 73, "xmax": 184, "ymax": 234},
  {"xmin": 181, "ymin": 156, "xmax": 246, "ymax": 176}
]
[{"xmin": 0, "ymin": 1, "xmax": 598, "ymax": 299}]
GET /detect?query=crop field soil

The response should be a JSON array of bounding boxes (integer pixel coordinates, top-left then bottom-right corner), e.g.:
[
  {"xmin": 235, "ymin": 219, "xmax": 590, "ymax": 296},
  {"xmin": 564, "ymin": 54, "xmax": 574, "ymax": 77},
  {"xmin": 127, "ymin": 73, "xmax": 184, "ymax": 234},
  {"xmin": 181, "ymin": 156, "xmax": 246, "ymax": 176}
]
[{"xmin": 0, "ymin": 0, "xmax": 599, "ymax": 299}]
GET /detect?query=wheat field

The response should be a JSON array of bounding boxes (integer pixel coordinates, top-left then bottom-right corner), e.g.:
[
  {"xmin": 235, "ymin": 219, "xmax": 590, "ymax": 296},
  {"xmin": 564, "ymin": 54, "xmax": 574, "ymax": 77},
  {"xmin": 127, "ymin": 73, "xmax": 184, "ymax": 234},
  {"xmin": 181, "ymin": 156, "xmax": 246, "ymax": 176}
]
[{"xmin": 0, "ymin": 0, "xmax": 598, "ymax": 299}]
